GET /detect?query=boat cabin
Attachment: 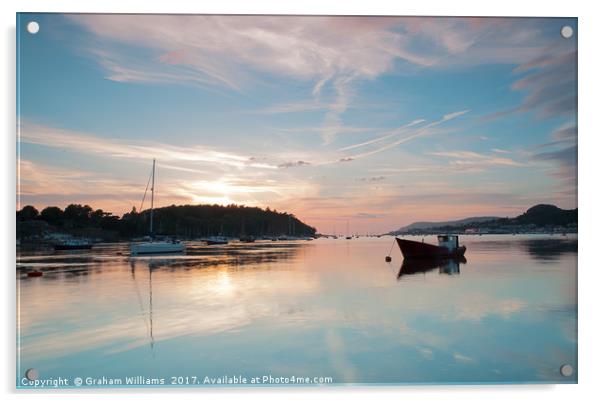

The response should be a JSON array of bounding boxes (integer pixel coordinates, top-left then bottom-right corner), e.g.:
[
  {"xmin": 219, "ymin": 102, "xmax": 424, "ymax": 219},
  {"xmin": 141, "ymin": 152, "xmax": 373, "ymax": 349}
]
[{"xmin": 437, "ymin": 235, "xmax": 460, "ymax": 252}]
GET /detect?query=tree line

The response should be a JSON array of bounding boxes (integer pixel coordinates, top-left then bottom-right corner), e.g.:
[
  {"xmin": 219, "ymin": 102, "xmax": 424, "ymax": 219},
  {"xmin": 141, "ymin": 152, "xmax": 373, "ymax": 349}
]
[{"xmin": 16, "ymin": 203, "xmax": 317, "ymax": 239}]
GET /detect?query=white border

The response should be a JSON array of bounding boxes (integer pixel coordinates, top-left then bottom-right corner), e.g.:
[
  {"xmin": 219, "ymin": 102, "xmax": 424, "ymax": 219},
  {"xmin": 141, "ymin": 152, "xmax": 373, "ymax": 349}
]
[{"xmin": 3, "ymin": 1, "xmax": 601, "ymax": 401}]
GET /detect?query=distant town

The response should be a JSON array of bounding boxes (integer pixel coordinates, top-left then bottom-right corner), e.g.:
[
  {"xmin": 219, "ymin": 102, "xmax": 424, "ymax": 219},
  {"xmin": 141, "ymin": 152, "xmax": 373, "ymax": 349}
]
[{"xmin": 388, "ymin": 204, "xmax": 577, "ymax": 236}]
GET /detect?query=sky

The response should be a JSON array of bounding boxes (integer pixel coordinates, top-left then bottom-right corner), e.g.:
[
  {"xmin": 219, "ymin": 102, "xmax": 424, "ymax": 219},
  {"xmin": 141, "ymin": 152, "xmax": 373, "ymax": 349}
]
[{"xmin": 16, "ymin": 14, "xmax": 577, "ymax": 234}]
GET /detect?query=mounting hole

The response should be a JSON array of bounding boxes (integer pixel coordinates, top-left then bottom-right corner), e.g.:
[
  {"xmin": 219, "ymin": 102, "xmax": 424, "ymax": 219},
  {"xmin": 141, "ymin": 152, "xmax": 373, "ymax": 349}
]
[
  {"xmin": 27, "ymin": 21, "xmax": 40, "ymax": 34},
  {"xmin": 559, "ymin": 364, "xmax": 573, "ymax": 377},
  {"xmin": 560, "ymin": 25, "xmax": 573, "ymax": 39},
  {"xmin": 25, "ymin": 368, "xmax": 39, "ymax": 380}
]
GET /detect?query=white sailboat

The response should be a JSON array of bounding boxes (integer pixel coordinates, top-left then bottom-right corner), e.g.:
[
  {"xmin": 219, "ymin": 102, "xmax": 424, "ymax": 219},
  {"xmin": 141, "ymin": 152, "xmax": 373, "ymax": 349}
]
[{"xmin": 131, "ymin": 159, "xmax": 186, "ymax": 255}]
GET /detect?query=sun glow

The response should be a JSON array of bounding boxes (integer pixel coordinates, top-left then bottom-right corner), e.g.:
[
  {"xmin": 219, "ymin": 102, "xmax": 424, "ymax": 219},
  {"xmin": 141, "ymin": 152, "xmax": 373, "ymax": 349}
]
[
  {"xmin": 172, "ymin": 178, "xmax": 317, "ymax": 210},
  {"xmin": 214, "ymin": 270, "xmax": 234, "ymax": 297}
]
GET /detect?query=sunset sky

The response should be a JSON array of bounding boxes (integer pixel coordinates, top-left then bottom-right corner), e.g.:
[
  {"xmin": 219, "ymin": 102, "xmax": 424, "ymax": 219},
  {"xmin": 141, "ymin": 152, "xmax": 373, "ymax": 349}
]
[{"xmin": 17, "ymin": 14, "xmax": 577, "ymax": 234}]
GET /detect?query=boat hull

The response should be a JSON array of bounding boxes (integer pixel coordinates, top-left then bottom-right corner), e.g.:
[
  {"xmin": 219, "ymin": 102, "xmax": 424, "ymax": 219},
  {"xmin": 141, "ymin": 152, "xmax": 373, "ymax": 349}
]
[
  {"xmin": 131, "ymin": 242, "xmax": 186, "ymax": 255},
  {"xmin": 396, "ymin": 238, "xmax": 466, "ymax": 259},
  {"xmin": 206, "ymin": 240, "xmax": 228, "ymax": 245}
]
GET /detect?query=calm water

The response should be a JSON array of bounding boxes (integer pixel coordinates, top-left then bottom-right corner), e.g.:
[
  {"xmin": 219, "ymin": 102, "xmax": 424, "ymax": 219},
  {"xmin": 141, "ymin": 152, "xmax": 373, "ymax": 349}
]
[{"xmin": 17, "ymin": 235, "xmax": 577, "ymax": 387}]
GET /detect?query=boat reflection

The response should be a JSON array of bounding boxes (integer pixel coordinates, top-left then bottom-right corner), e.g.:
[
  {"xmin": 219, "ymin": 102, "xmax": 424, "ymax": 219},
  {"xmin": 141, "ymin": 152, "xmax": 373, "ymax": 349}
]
[
  {"xmin": 397, "ymin": 256, "xmax": 466, "ymax": 280},
  {"xmin": 523, "ymin": 238, "xmax": 577, "ymax": 261},
  {"xmin": 129, "ymin": 258, "xmax": 156, "ymax": 355}
]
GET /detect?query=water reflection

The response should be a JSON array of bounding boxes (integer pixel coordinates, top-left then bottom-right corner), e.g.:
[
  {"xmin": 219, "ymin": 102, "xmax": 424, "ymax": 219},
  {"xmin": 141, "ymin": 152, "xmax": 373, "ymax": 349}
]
[
  {"xmin": 523, "ymin": 238, "xmax": 577, "ymax": 261},
  {"xmin": 397, "ymin": 256, "xmax": 466, "ymax": 279},
  {"xmin": 17, "ymin": 240, "xmax": 305, "ymax": 278},
  {"xmin": 463, "ymin": 235, "xmax": 577, "ymax": 263},
  {"xmin": 17, "ymin": 236, "xmax": 577, "ymax": 385}
]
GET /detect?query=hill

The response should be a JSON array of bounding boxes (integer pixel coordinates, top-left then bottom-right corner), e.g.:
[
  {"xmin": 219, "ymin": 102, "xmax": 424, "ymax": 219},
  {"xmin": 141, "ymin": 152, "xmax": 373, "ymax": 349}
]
[{"xmin": 514, "ymin": 204, "xmax": 577, "ymax": 226}]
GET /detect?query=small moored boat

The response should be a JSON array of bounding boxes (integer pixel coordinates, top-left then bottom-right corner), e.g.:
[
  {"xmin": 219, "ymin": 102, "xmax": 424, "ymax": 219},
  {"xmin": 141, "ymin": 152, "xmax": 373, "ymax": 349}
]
[
  {"xmin": 205, "ymin": 236, "xmax": 229, "ymax": 245},
  {"xmin": 131, "ymin": 239, "xmax": 185, "ymax": 255},
  {"xmin": 239, "ymin": 235, "xmax": 255, "ymax": 243},
  {"xmin": 396, "ymin": 235, "xmax": 466, "ymax": 259}
]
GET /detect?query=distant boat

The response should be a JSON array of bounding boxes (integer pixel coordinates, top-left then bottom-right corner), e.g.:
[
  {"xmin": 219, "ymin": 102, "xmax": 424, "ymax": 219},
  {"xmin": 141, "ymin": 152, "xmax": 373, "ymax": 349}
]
[
  {"xmin": 54, "ymin": 239, "xmax": 93, "ymax": 250},
  {"xmin": 345, "ymin": 220, "xmax": 352, "ymax": 239},
  {"xmin": 278, "ymin": 235, "xmax": 302, "ymax": 241},
  {"xmin": 131, "ymin": 159, "xmax": 186, "ymax": 255},
  {"xmin": 205, "ymin": 236, "xmax": 228, "ymax": 245},
  {"xmin": 396, "ymin": 235, "xmax": 466, "ymax": 259}
]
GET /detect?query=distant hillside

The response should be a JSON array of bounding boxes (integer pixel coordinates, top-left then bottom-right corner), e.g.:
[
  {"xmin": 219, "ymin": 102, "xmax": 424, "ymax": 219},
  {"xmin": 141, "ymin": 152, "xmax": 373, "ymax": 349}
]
[
  {"xmin": 394, "ymin": 216, "xmax": 500, "ymax": 233},
  {"xmin": 389, "ymin": 204, "xmax": 577, "ymax": 234}
]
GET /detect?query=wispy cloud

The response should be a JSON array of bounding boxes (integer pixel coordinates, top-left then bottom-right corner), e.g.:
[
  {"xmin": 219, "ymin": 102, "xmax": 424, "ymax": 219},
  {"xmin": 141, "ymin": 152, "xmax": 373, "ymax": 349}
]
[
  {"xmin": 19, "ymin": 122, "xmax": 278, "ymax": 170},
  {"xmin": 249, "ymin": 100, "xmax": 329, "ymax": 115},
  {"xmin": 278, "ymin": 160, "xmax": 311, "ymax": 169},
  {"xmin": 357, "ymin": 176, "xmax": 387, "ymax": 182},
  {"xmin": 17, "ymin": 159, "xmax": 146, "ymax": 211},
  {"xmin": 338, "ymin": 118, "xmax": 427, "ymax": 152},
  {"xmin": 18, "ymin": 122, "xmax": 327, "ymax": 214},
  {"xmin": 69, "ymin": 16, "xmax": 562, "ymax": 90},
  {"xmin": 429, "ymin": 150, "xmax": 524, "ymax": 167},
  {"xmin": 69, "ymin": 16, "xmax": 567, "ymax": 146},
  {"xmin": 340, "ymin": 110, "xmax": 470, "ymax": 160},
  {"xmin": 529, "ymin": 121, "xmax": 577, "ymax": 204},
  {"xmin": 171, "ymin": 176, "xmax": 316, "ymax": 207},
  {"xmin": 511, "ymin": 51, "xmax": 576, "ymax": 118},
  {"xmin": 532, "ymin": 144, "xmax": 577, "ymax": 193},
  {"xmin": 552, "ymin": 122, "xmax": 577, "ymax": 141},
  {"xmin": 484, "ymin": 48, "xmax": 576, "ymax": 122},
  {"xmin": 277, "ymin": 125, "xmax": 377, "ymax": 136}
]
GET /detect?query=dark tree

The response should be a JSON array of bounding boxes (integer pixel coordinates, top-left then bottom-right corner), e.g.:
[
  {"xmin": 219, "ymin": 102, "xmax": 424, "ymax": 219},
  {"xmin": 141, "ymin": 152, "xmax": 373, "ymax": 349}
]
[
  {"xmin": 64, "ymin": 204, "xmax": 93, "ymax": 221},
  {"xmin": 40, "ymin": 206, "xmax": 64, "ymax": 225},
  {"xmin": 17, "ymin": 205, "xmax": 39, "ymax": 221}
]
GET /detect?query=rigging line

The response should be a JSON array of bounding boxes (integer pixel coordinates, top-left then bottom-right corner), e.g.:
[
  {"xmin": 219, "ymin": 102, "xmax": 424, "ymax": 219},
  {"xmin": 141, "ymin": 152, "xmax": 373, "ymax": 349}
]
[
  {"xmin": 139, "ymin": 167, "xmax": 153, "ymax": 213},
  {"xmin": 387, "ymin": 238, "xmax": 396, "ymax": 257}
]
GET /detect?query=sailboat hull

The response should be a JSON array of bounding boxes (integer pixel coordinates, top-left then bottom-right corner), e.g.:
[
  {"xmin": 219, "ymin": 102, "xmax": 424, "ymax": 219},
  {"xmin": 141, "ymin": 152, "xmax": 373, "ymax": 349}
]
[
  {"xmin": 131, "ymin": 242, "xmax": 186, "ymax": 255},
  {"xmin": 205, "ymin": 237, "xmax": 228, "ymax": 245}
]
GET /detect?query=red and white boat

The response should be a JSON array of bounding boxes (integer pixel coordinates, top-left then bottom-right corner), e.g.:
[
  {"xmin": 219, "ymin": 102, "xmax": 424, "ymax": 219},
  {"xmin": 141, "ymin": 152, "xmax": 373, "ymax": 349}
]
[{"xmin": 396, "ymin": 235, "xmax": 466, "ymax": 259}]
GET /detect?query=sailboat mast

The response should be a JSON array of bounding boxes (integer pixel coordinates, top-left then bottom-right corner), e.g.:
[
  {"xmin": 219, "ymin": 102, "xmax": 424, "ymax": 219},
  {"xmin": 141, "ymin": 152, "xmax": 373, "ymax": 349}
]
[{"xmin": 150, "ymin": 159, "xmax": 155, "ymax": 236}]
